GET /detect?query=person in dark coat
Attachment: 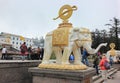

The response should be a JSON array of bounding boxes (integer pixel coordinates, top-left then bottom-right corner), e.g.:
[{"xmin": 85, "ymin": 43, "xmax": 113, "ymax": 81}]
[
  {"xmin": 27, "ymin": 45, "xmax": 32, "ymax": 60},
  {"xmin": 93, "ymin": 54, "xmax": 99, "ymax": 75},
  {"xmin": 40, "ymin": 48, "xmax": 44, "ymax": 60},
  {"xmin": 37, "ymin": 47, "xmax": 41, "ymax": 60},
  {"xmin": 82, "ymin": 48, "xmax": 89, "ymax": 66}
]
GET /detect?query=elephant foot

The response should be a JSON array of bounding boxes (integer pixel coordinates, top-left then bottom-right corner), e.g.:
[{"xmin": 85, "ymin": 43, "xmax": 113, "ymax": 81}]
[
  {"xmin": 56, "ymin": 61, "xmax": 62, "ymax": 64},
  {"xmin": 41, "ymin": 60, "xmax": 49, "ymax": 64},
  {"xmin": 74, "ymin": 61, "xmax": 84, "ymax": 65},
  {"xmin": 61, "ymin": 61, "xmax": 70, "ymax": 65}
]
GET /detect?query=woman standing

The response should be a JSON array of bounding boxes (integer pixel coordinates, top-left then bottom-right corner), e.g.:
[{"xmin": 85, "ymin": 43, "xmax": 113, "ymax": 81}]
[
  {"xmin": 93, "ymin": 54, "xmax": 99, "ymax": 75},
  {"xmin": 99, "ymin": 54, "xmax": 112, "ymax": 83}
]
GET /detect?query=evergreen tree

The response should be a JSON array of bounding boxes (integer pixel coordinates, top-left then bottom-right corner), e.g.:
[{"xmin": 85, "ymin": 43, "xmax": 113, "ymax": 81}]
[{"xmin": 105, "ymin": 17, "xmax": 120, "ymax": 50}]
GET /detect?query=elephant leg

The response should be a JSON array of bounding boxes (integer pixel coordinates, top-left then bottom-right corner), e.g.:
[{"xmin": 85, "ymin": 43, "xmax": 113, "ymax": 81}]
[
  {"xmin": 42, "ymin": 48, "xmax": 52, "ymax": 64},
  {"xmin": 53, "ymin": 47, "xmax": 62, "ymax": 64},
  {"xmin": 73, "ymin": 45, "xmax": 83, "ymax": 65},
  {"xmin": 62, "ymin": 47, "xmax": 72, "ymax": 64},
  {"xmin": 41, "ymin": 36, "xmax": 53, "ymax": 64}
]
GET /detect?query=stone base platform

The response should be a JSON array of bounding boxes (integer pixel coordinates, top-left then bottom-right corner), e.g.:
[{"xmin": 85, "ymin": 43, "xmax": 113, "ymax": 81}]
[
  {"xmin": 29, "ymin": 67, "xmax": 95, "ymax": 83},
  {"xmin": 0, "ymin": 60, "xmax": 41, "ymax": 83}
]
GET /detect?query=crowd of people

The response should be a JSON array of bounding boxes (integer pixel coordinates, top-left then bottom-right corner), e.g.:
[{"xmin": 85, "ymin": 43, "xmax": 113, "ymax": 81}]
[
  {"xmin": 69, "ymin": 47, "xmax": 115, "ymax": 83},
  {"xmin": 0, "ymin": 42, "xmax": 44, "ymax": 60},
  {"xmin": 20, "ymin": 42, "xmax": 44, "ymax": 60},
  {"xmin": 81, "ymin": 48, "xmax": 114, "ymax": 83}
]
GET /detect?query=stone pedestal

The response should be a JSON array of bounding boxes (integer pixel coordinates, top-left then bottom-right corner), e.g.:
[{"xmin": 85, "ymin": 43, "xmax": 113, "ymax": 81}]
[
  {"xmin": 0, "ymin": 60, "xmax": 41, "ymax": 83},
  {"xmin": 29, "ymin": 67, "xmax": 95, "ymax": 83}
]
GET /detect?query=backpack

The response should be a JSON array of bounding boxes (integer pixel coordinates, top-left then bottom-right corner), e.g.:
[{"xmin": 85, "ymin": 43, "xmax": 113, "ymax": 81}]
[
  {"xmin": 104, "ymin": 61, "xmax": 110, "ymax": 69},
  {"xmin": 69, "ymin": 54, "xmax": 74, "ymax": 61}
]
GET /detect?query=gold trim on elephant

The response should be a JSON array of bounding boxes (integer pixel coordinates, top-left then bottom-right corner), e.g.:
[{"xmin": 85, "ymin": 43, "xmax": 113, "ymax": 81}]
[
  {"xmin": 110, "ymin": 43, "xmax": 115, "ymax": 49},
  {"xmin": 80, "ymin": 39, "xmax": 92, "ymax": 41},
  {"xmin": 52, "ymin": 28, "xmax": 70, "ymax": 46},
  {"xmin": 38, "ymin": 64, "xmax": 87, "ymax": 70},
  {"xmin": 58, "ymin": 22, "xmax": 73, "ymax": 28},
  {"xmin": 79, "ymin": 28, "xmax": 91, "ymax": 34}
]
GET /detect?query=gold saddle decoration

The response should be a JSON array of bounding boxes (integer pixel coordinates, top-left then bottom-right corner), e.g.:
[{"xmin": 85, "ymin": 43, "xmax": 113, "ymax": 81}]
[{"xmin": 52, "ymin": 28, "xmax": 70, "ymax": 46}]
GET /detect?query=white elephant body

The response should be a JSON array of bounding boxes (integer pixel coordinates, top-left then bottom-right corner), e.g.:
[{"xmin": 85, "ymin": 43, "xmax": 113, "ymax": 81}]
[
  {"xmin": 42, "ymin": 27, "xmax": 107, "ymax": 65},
  {"xmin": 42, "ymin": 28, "xmax": 81, "ymax": 64}
]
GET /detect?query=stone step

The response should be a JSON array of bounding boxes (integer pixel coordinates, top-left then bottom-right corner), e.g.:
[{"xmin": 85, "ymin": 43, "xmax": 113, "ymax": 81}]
[
  {"xmin": 93, "ymin": 68, "xmax": 115, "ymax": 81},
  {"xmin": 93, "ymin": 68, "xmax": 118, "ymax": 83},
  {"xmin": 12, "ymin": 55, "xmax": 28, "ymax": 60}
]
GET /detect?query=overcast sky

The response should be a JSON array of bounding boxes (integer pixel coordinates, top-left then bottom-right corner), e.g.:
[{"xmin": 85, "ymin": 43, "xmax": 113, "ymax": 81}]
[{"xmin": 0, "ymin": 0, "xmax": 119, "ymax": 38}]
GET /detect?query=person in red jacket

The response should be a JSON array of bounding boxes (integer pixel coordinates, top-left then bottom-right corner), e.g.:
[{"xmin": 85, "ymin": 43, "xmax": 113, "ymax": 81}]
[
  {"xmin": 20, "ymin": 42, "xmax": 28, "ymax": 60},
  {"xmin": 99, "ymin": 54, "xmax": 112, "ymax": 83}
]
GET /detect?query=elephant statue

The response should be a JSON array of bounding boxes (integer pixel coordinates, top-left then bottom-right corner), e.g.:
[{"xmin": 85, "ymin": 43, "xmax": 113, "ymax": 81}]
[
  {"xmin": 41, "ymin": 27, "xmax": 107, "ymax": 65},
  {"xmin": 106, "ymin": 50, "xmax": 120, "ymax": 62}
]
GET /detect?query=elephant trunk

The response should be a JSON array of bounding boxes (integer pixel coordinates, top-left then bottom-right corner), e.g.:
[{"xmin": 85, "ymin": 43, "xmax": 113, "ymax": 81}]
[{"xmin": 84, "ymin": 43, "xmax": 107, "ymax": 54}]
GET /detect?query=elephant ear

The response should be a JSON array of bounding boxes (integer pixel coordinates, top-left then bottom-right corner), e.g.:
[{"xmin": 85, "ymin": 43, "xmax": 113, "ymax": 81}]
[{"xmin": 70, "ymin": 28, "xmax": 80, "ymax": 41}]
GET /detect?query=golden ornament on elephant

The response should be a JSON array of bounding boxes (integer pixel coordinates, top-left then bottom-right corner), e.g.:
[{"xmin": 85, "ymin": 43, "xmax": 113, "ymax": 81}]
[
  {"xmin": 109, "ymin": 43, "xmax": 116, "ymax": 56},
  {"xmin": 53, "ymin": 5, "xmax": 77, "ymax": 23},
  {"xmin": 110, "ymin": 43, "xmax": 115, "ymax": 49}
]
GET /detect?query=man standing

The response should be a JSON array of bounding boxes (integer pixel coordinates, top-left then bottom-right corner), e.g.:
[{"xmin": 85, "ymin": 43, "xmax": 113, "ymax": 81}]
[
  {"xmin": 109, "ymin": 55, "xmax": 113, "ymax": 66},
  {"xmin": 93, "ymin": 54, "xmax": 99, "ymax": 75},
  {"xmin": 82, "ymin": 48, "xmax": 89, "ymax": 66},
  {"xmin": 1, "ymin": 45, "xmax": 7, "ymax": 60},
  {"xmin": 37, "ymin": 46, "xmax": 41, "ymax": 60},
  {"xmin": 40, "ymin": 48, "xmax": 44, "ymax": 60},
  {"xmin": 27, "ymin": 45, "xmax": 32, "ymax": 60}
]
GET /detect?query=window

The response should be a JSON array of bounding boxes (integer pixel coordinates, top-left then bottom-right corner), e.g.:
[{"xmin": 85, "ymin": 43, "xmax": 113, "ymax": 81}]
[
  {"xmin": 12, "ymin": 41, "xmax": 14, "ymax": 44},
  {"xmin": 13, "ymin": 37, "xmax": 15, "ymax": 40},
  {"xmin": 17, "ymin": 37, "xmax": 19, "ymax": 40},
  {"xmin": 16, "ymin": 42, "xmax": 18, "ymax": 44}
]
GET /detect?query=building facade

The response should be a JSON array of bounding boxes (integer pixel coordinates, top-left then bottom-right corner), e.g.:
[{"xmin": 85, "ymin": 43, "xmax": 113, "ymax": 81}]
[{"xmin": 0, "ymin": 32, "xmax": 34, "ymax": 50}]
